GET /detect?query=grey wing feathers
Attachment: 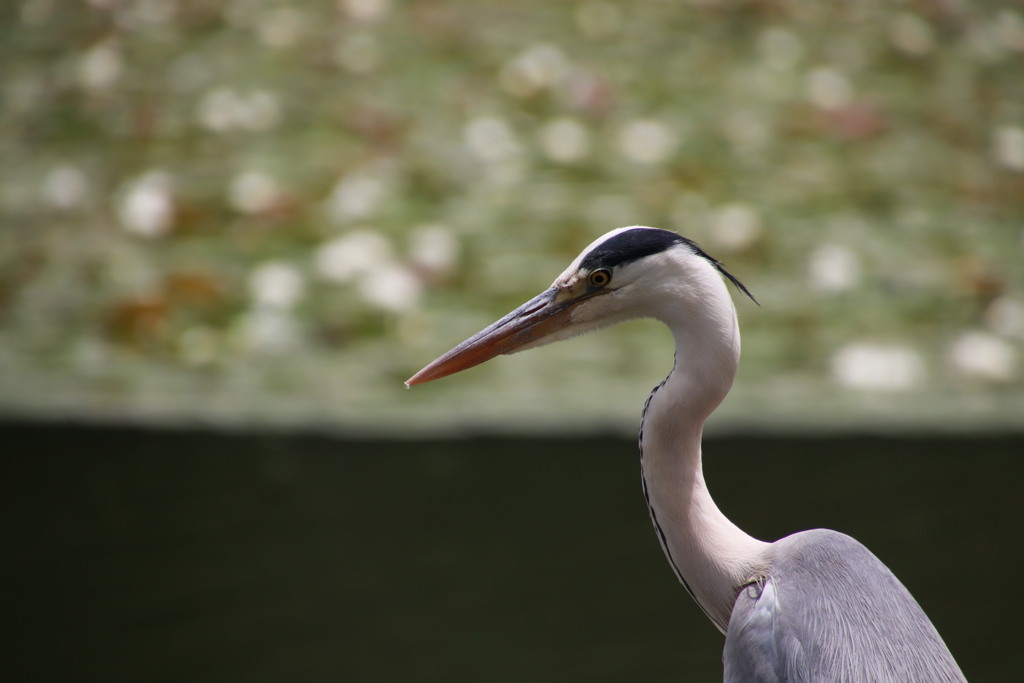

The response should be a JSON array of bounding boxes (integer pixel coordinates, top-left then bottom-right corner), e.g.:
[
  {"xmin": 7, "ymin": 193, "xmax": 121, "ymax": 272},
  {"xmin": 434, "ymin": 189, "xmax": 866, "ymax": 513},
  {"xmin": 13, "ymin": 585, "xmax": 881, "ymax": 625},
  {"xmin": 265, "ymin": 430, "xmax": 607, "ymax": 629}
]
[{"xmin": 723, "ymin": 529, "xmax": 965, "ymax": 683}]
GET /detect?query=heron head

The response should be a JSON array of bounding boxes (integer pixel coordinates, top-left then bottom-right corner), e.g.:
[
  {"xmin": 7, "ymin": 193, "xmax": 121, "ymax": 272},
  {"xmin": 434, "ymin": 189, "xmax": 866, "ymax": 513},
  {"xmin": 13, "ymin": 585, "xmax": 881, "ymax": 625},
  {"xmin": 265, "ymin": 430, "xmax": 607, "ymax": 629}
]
[{"xmin": 406, "ymin": 226, "xmax": 753, "ymax": 387}]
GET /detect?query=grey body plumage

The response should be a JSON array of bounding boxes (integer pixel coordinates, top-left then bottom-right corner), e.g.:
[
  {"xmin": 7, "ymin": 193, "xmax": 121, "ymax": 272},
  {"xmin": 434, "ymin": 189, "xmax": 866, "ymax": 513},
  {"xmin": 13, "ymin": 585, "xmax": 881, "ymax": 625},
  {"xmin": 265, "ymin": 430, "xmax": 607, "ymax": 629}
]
[{"xmin": 724, "ymin": 530, "xmax": 964, "ymax": 681}]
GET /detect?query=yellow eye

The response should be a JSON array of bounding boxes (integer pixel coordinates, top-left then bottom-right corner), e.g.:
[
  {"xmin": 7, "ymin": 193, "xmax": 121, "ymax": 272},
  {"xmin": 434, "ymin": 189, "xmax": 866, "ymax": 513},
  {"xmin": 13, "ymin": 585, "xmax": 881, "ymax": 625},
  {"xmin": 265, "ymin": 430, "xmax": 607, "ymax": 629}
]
[{"xmin": 588, "ymin": 269, "xmax": 612, "ymax": 288}]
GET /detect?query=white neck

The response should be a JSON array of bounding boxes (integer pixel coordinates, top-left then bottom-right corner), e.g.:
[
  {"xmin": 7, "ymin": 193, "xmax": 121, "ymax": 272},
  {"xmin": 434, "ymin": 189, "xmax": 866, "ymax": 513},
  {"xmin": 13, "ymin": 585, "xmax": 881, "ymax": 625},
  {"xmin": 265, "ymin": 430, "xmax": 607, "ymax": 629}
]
[{"xmin": 639, "ymin": 264, "xmax": 769, "ymax": 633}]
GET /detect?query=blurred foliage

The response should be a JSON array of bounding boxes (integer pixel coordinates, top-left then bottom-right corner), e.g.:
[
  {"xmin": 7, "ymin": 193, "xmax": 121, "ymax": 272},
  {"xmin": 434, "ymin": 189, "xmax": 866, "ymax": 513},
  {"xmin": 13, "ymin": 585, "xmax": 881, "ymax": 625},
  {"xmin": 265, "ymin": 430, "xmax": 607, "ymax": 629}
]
[{"xmin": 0, "ymin": 0, "xmax": 1022, "ymax": 432}]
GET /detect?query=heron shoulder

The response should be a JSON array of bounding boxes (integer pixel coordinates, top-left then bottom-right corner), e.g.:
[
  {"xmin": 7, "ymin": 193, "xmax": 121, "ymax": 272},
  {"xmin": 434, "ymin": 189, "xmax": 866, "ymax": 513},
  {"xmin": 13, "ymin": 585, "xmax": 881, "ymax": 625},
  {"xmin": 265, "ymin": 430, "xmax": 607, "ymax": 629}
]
[{"xmin": 723, "ymin": 529, "xmax": 964, "ymax": 682}]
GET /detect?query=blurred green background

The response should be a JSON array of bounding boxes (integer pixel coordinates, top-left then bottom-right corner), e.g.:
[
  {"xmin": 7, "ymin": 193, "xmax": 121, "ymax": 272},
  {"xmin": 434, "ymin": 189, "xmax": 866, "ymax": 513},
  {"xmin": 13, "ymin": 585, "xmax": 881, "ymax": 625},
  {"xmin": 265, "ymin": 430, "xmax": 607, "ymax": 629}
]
[{"xmin": 1, "ymin": 0, "xmax": 1022, "ymax": 432}]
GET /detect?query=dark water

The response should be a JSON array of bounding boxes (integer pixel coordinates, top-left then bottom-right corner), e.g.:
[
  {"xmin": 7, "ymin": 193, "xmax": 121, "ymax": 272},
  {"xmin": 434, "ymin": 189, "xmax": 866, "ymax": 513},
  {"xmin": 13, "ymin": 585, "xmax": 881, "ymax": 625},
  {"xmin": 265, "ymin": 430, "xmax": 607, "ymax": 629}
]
[{"xmin": 2, "ymin": 422, "xmax": 1020, "ymax": 682}]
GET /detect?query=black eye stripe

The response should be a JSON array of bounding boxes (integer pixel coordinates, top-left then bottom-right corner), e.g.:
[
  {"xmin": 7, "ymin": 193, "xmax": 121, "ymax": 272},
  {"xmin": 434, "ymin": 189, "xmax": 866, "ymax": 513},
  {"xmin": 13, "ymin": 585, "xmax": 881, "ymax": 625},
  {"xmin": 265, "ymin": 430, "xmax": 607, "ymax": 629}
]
[
  {"xmin": 579, "ymin": 228, "xmax": 757, "ymax": 304},
  {"xmin": 579, "ymin": 228, "xmax": 684, "ymax": 271}
]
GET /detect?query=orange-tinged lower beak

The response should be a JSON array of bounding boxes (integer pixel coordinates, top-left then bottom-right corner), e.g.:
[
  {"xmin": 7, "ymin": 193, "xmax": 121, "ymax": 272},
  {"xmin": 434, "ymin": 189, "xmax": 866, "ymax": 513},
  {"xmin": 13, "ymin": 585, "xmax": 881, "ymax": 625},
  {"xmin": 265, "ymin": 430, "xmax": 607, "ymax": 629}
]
[{"xmin": 406, "ymin": 287, "xmax": 576, "ymax": 387}]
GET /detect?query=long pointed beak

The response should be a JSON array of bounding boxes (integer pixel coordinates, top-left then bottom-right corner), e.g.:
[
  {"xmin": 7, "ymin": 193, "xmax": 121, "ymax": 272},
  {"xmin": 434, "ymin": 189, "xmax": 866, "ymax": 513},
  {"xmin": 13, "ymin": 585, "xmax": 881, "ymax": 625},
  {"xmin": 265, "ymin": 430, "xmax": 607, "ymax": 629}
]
[{"xmin": 406, "ymin": 287, "xmax": 575, "ymax": 387}]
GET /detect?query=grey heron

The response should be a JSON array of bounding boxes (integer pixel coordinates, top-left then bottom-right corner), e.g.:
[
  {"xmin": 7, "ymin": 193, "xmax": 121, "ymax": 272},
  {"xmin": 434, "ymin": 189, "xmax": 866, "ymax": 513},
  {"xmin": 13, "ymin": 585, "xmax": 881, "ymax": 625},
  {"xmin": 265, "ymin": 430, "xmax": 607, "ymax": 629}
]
[{"xmin": 406, "ymin": 226, "xmax": 965, "ymax": 681}]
